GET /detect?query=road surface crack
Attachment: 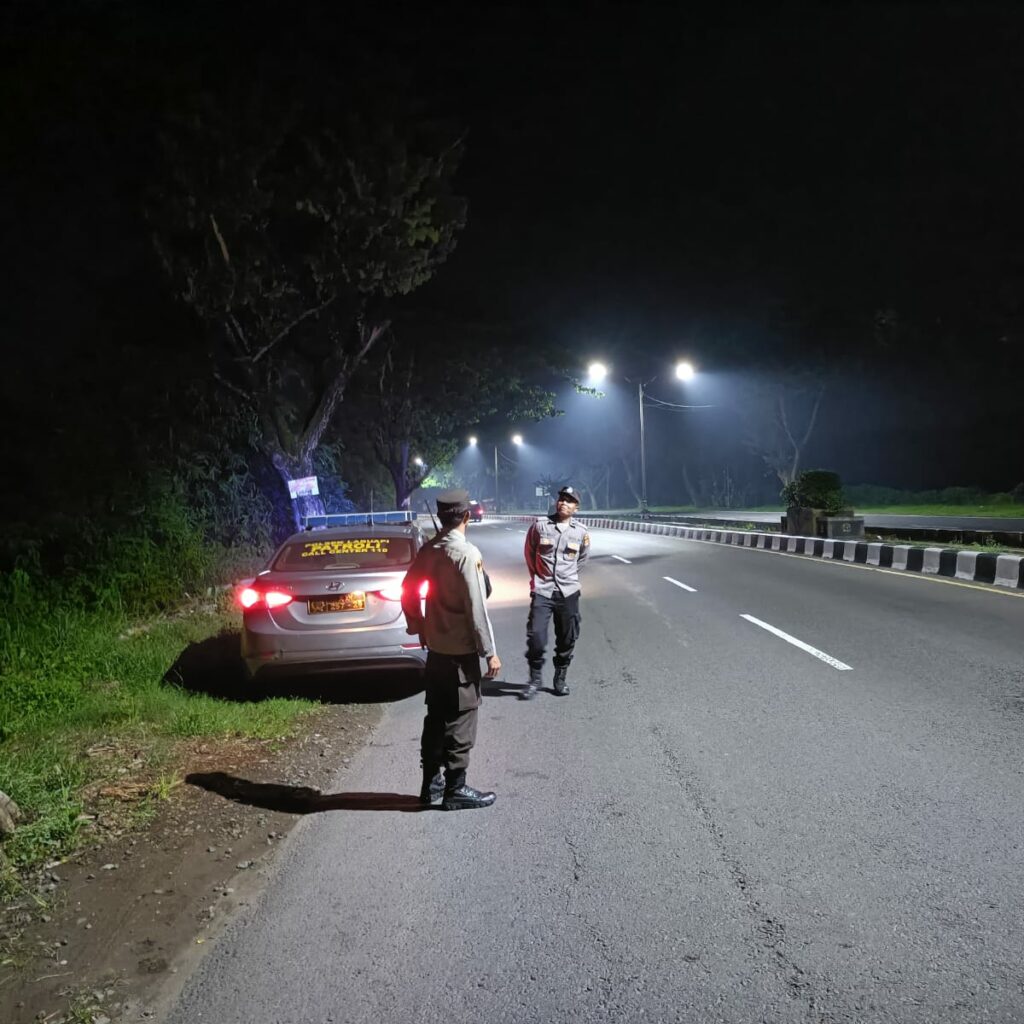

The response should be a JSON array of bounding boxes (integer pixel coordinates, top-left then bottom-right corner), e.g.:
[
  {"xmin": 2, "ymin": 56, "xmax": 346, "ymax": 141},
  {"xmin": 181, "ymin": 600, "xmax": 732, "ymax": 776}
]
[{"xmin": 651, "ymin": 724, "xmax": 836, "ymax": 1023}]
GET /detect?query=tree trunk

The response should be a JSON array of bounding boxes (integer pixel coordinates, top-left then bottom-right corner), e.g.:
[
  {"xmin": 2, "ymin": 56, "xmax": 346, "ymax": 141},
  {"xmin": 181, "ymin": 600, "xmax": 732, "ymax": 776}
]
[
  {"xmin": 388, "ymin": 441, "xmax": 423, "ymax": 511},
  {"xmin": 620, "ymin": 455, "xmax": 642, "ymax": 510},
  {"xmin": 270, "ymin": 453, "xmax": 327, "ymax": 532},
  {"xmin": 680, "ymin": 463, "xmax": 699, "ymax": 506}
]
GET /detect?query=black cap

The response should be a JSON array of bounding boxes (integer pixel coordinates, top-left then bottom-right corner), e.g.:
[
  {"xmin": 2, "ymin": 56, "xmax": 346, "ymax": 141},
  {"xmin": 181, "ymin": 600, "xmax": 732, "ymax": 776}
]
[
  {"xmin": 436, "ymin": 489, "xmax": 471, "ymax": 516},
  {"xmin": 557, "ymin": 486, "xmax": 580, "ymax": 504}
]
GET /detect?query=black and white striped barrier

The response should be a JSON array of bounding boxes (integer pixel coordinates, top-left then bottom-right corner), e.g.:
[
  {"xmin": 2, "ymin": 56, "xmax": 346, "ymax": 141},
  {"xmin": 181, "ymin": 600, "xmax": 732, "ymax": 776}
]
[{"xmin": 491, "ymin": 516, "xmax": 1024, "ymax": 590}]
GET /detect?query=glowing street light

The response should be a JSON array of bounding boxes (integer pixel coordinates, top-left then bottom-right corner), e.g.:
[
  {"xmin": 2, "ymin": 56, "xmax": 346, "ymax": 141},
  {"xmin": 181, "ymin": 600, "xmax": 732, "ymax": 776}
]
[
  {"xmin": 413, "ymin": 456, "xmax": 424, "ymax": 467},
  {"xmin": 585, "ymin": 358, "xmax": 698, "ymax": 517},
  {"xmin": 465, "ymin": 433, "xmax": 523, "ymax": 514},
  {"xmin": 675, "ymin": 360, "xmax": 696, "ymax": 381}
]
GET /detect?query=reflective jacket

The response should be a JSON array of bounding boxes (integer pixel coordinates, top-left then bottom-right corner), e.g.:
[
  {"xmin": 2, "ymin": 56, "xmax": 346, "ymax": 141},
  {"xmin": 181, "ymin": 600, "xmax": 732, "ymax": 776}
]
[
  {"xmin": 402, "ymin": 529, "xmax": 496, "ymax": 658},
  {"xmin": 524, "ymin": 515, "xmax": 591, "ymax": 597}
]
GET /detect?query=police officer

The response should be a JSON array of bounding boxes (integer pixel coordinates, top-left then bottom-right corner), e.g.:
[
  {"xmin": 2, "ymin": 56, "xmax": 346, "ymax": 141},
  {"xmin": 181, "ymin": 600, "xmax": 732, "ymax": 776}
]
[
  {"xmin": 402, "ymin": 490, "xmax": 501, "ymax": 810},
  {"xmin": 522, "ymin": 485, "xmax": 591, "ymax": 699}
]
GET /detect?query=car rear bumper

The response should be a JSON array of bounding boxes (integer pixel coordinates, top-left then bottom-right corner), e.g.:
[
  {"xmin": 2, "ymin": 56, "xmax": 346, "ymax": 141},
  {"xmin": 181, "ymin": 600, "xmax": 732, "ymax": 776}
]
[{"xmin": 242, "ymin": 625, "xmax": 427, "ymax": 679}]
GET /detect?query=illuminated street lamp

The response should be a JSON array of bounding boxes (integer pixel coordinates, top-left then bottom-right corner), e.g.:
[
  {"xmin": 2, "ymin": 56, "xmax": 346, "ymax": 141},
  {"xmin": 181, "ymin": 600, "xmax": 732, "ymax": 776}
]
[
  {"xmin": 586, "ymin": 359, "xmax": 698, "ymax": 517},
  {"xmin": 413, "ymin": 456, "xmax": 424, "ymax": 467},
  {"xmin": 470, "ymin": 433, "xmax": 523, "ymax": 514}
]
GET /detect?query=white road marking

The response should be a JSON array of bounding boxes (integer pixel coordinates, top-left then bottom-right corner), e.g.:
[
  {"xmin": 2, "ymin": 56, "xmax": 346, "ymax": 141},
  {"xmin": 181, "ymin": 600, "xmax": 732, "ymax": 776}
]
[
  {"xmin": 740, "ymin": 614, "xmax": 852, "ymax": 671},
  {"xmin": 517, "ymin": 530, "xmax": 526, "ymax": 534},
  {"xmin": 663, "ymin": 576, "xmax": 697, "ymax": 592},
  {"xmin": 611, "ymin": 554, "xmax": 632, "ymax": 564}
]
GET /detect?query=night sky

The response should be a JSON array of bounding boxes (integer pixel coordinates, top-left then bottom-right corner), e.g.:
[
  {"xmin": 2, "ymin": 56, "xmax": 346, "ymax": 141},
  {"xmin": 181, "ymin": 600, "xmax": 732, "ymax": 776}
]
[{"xmin": 4, "ymin": 1, "xmax": 1023, "ymax": 509}]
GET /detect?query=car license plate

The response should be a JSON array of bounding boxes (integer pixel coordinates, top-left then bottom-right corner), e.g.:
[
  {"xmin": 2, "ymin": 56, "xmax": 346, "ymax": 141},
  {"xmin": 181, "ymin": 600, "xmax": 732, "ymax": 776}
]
[{"xmin": 308, "ymin": 592, "xmax": 366, "ymax": 614}]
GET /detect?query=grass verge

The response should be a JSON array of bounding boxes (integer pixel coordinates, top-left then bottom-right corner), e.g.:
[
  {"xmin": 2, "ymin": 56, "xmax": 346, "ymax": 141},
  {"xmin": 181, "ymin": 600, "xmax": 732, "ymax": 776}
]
[{"xmin": 0, "ymin": 596, "xmax": 317, "ymax": 896}]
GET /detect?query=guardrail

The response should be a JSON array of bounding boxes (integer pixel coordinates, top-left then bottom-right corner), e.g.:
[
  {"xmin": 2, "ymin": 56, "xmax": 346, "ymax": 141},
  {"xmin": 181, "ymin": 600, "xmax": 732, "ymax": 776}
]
[
  {"xmin": 302, "ymin": 511, "xmax": 417, "ymax": 529},
  {"xmin": 490, "ymin": 514, "xmax": 1024, "ymax": 590}
]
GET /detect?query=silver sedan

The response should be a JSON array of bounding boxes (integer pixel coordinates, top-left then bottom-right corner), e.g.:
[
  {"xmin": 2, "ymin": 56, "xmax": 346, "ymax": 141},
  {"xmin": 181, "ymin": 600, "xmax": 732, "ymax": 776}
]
[{"xmin": 239, "ymin": 523, "xmax": 429, "ymax": 679}]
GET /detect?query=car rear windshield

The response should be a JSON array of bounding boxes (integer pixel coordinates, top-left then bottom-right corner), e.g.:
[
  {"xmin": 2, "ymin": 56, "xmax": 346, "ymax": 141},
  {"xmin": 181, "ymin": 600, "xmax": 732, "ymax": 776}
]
[{"xmin": 273, "ymin": 536, "xmax": 415, "ymax": 571}]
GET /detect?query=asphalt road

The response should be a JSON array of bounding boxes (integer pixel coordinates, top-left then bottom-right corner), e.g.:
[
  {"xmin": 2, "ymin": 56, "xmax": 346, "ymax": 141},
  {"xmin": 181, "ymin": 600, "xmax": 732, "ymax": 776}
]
[
  {"xmin": 662, "ymin": 510, "xmax": 1024, "ymax": 532},
  {"xmin": 167, "ymin": 521, "xmax": 1024, "ymax": 1024}
]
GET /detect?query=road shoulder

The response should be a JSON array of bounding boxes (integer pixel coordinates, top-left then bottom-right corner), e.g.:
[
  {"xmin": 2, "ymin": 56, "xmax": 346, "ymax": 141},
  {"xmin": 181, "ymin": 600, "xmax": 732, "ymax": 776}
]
[{"xmin": 0, "ymin": 702, "xmax": 383, "ymax": 1024}]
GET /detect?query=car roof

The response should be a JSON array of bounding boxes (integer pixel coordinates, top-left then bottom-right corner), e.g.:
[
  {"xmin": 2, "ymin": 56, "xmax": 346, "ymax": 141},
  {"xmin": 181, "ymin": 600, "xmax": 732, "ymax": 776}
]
[{"xmin": 282, "ymin": 524, "xmax": 423, "ymax": 544}]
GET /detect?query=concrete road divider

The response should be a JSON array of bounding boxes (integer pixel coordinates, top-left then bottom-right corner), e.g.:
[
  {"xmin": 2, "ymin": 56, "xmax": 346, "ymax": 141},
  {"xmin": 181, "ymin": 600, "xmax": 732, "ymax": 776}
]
[{"xmin": 490, "ymin": 514, "xmax": 1024, "ymax": 591}]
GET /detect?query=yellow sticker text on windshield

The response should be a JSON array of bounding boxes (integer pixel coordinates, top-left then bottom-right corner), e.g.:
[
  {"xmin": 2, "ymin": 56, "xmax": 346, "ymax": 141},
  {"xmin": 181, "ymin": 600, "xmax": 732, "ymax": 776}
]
[{"xmin": 300, "ymin": 538, "xmax": 391, "ymax": 557}]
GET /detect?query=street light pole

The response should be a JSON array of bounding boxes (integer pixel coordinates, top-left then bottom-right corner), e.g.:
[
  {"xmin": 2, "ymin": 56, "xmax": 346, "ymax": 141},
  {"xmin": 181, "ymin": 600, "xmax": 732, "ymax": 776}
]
[
  {"xmin": 494, "ymin": 444, "xmax": 500, "ymax": 514},
  {"xmin": 638, "ymin": 380, "xmax": 649, "ymax": 517},
  {"xmin": 587, "ymin": 360, "xmax": 698, "ymax": 521}
]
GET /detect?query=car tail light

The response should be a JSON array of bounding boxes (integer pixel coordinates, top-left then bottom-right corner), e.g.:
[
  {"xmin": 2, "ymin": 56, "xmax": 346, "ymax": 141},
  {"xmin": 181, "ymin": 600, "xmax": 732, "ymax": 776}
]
[
  {"xmin": 376, "ymin": 579, "xmax": 428, "ymax": 602},
  {"xmin": 237, "ymin": 586, "xmax": 293, "ymax": 610}
]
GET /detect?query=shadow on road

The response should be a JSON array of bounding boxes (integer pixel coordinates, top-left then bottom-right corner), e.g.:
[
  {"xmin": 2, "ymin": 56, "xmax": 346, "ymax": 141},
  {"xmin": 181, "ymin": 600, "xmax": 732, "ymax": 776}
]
[
  {"xmin": 482, "ymin": 678, "xmax": 531, "ymax": 698},
  {"xmin": 186, "ymin": 771, "xmax": 428, "ymax": 813},
  {"xmin": 163, "ymin": 631, "xmax": 425, "ymax": 705}
]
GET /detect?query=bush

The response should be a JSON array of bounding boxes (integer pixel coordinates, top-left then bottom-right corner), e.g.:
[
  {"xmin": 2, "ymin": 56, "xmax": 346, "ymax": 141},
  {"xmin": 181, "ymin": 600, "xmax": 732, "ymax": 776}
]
[{"xmin": 781, "ymin": 470, "xmax": 846, "ymax": 513}]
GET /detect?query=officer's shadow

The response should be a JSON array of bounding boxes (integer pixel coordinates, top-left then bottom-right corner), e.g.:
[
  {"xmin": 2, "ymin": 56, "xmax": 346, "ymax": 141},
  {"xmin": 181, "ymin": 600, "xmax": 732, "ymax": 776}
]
[
  {"xmin": 482, "ymin": 678, "xmax": 532, "ymax": 698},
  {"xmin": 186, "ymin": 771, "xmax": 427, "ymax": 813}
]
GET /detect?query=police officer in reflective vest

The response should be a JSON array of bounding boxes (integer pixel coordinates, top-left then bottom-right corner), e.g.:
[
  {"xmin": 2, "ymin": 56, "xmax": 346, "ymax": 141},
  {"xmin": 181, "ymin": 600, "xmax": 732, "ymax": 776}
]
[
  {"xmin": 522, "ymin": 485, "xmax": 591, "ymax": 699},
  {"xmin": 402, "ymin": 490, "xmax": 501, "ymax": 810}
]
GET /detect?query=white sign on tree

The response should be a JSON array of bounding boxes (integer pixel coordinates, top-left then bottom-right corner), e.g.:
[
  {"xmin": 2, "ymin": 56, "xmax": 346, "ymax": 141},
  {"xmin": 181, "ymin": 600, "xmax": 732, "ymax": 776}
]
[{"xmin": 287, "ymin": 476, "xmax": 320, "ymax": 499}]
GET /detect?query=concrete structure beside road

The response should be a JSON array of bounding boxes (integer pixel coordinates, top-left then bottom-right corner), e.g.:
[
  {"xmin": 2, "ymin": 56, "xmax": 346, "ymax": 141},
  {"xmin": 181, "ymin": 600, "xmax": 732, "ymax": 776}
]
[{"xmin": 493, "ymin": 515, "xmax": 1024, "ymax": 591}]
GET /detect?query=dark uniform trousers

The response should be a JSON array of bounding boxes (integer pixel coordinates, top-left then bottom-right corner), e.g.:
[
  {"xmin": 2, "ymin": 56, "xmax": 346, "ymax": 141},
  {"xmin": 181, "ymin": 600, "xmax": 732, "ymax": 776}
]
[
  {"xmin": 526, "ymin": 591, "xmax": 581, "ymax": 670},
  {"xmin": 421, "ymin": 651, "xmax": 482, "ymax": 788}
]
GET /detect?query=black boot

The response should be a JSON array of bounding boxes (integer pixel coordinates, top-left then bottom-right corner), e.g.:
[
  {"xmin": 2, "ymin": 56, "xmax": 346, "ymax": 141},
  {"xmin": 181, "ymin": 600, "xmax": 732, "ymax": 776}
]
[
  {"xmin": 442, "ymin": 784, "xmax": 496, "ymax": 811},
  {"xmin": 553, "ymin": 666, "xmax": 570, "ymax": 696},
  {"xmin": 419, "ymin": 769, "xmax": 444, "ymax": 806},
  {"xmin": 521, "ymin": 664, "xmax": 543, "ymax": 700}
]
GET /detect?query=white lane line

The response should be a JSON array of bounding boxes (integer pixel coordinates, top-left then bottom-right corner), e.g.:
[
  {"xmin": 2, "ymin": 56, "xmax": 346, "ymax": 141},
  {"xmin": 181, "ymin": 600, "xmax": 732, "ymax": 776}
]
[
  {"xmin": 740, "ymin": 614, "xmax": 852, "ymax": 671},
  {"xmin": 517, "ymin": 530, "xmax": 526, "ymax": 534},
  {"xmin": 663, "ymin": 576, "xmax": 697, "ymax": 592},
  {"xmin": 611, "ymin": 554, "xmax": 632, "ymax": 564}
]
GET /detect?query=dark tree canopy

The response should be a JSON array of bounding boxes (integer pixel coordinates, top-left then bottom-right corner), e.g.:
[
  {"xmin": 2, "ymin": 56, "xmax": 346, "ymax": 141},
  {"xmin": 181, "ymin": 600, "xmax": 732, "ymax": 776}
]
[{"xmin": 149, "ymin": 75, "xmax": 467, "ymax": 526}]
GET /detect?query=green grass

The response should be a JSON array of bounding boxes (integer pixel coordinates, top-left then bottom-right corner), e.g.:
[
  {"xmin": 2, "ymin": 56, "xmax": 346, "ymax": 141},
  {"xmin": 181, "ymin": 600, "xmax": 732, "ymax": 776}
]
[
  {"xmin": 0, "ymin": 596, "xmax": 316, "ymax": 887},
  {"xmin": 854, "ymin": 504, "xmax": 1024, "ymax": 518}
]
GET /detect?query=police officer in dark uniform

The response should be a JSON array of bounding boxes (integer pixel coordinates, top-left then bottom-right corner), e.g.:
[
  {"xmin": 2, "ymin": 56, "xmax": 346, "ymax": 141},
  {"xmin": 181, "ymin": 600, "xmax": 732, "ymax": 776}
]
[
  {"xmin": 402, "ymin": 490, "xmax": 501, "ymax": 810},
  {"xmin": 522, "ymin": 485, "xmax": 591, "ymax": 699}
]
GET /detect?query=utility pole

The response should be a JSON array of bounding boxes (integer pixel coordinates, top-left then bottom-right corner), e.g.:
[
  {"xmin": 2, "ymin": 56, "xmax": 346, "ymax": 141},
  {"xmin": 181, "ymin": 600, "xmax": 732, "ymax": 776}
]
[
  {"xmin": 494, "ymin": 444, "xmax": 500, "ymax": 514},
  {"xmin": 638, "ymin": 379, "xmax": 649, "ymax": 517}
]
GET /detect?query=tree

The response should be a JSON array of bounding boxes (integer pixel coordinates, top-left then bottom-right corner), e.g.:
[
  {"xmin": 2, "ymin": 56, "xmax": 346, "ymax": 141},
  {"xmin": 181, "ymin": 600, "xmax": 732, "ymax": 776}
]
[
  {"xmin": 741, "ymin": 373, "xmax": 826, "ymax": 487},
  {"xmin": 149, "ymin": 81, "xmax": 466, "ymax": 528},
  {"xmin": 343, "ymin": 320, "xmax": 560, "ymax": 509},
  {"xmin": 566, "ymin": 463, "xmax": 611, "ymax": 511},
  {"xmin": 533, "ymin": 473, "xmax": 567, "ymax": 505}
]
